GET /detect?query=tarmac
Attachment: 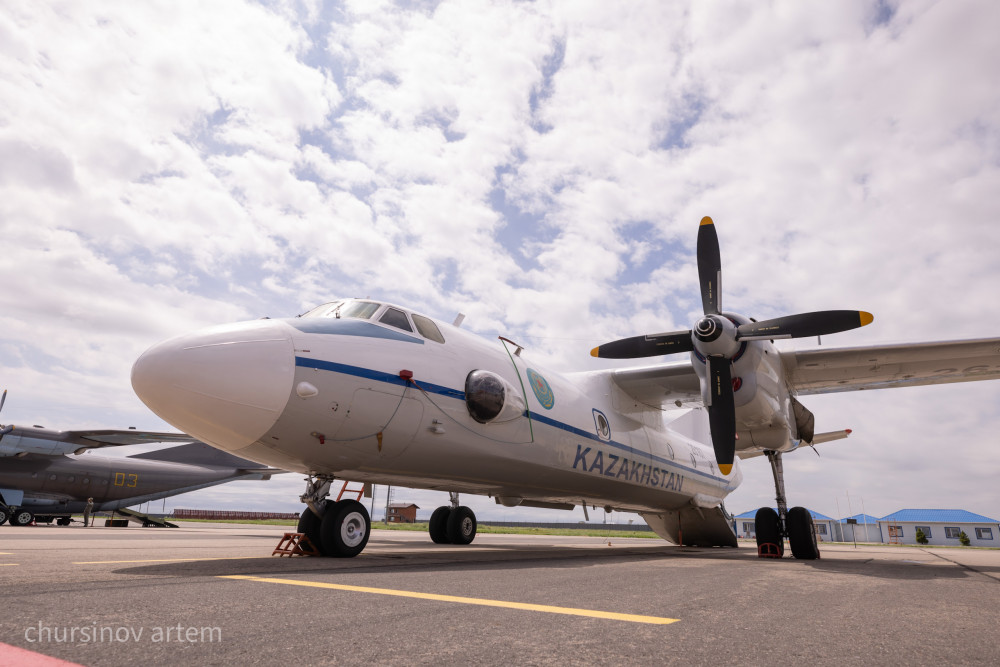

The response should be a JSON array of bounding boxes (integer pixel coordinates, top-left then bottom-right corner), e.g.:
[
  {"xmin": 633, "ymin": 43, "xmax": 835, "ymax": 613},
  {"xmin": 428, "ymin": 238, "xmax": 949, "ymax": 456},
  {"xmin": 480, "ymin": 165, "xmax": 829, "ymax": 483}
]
[{"xmin": 1, "ymin": 522, "xmax": 998, "ymax": 666}]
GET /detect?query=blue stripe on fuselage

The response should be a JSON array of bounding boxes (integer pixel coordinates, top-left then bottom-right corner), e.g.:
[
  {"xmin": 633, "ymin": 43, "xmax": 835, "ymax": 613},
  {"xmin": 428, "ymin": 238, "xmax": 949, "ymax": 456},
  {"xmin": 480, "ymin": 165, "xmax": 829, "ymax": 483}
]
[
  {"xmin": 295, "ymin": 357, "xmax": 463, "ymax": 400},
  {"xmin": 294, "ymin": 356, "xmax": 729, "ymax": 486}
]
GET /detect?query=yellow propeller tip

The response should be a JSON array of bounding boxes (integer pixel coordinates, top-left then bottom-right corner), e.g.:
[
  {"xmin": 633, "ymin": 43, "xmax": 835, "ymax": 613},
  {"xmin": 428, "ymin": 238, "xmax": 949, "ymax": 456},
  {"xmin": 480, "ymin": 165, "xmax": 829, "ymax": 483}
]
[
  {"xmin": 860, "ymin": 311, "xmax": 874, "ymax": 326},
  {"xmin": 718, "ymin": 463, "xmax": 733, "ymax": 475},
  {"xmin": 700, "ymin": 216, "xmax": 714, "ymax": 226},
  {"xmin": 590, "ymin": 347, "xmax": 600, "ymax": 357}
]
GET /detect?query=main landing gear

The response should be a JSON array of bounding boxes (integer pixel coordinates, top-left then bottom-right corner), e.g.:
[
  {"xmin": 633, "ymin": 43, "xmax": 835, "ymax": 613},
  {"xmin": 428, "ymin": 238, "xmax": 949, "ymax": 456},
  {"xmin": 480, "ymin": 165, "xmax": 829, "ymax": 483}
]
[
  {"xmin": 8, "ymin": 507, "xmax": 35, "ymax": 526},
  {"xmin": 297, "ymin": 476, "xmax": 371, "ymax": 558},
  {"xmin": 428, "ymin": 492, "xmax": 477, "ymax": 545},
  {"xmin": 755, "ymin": 451, "xmax": 819, "ymax": 560}
]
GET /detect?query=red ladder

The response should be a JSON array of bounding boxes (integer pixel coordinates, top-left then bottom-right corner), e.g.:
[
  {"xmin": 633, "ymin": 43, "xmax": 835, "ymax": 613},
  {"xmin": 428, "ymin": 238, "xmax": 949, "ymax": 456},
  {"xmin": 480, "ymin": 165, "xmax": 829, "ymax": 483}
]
[{"xmin": 336, "ymin": 480, "xmax": 366, "ymax": 502}]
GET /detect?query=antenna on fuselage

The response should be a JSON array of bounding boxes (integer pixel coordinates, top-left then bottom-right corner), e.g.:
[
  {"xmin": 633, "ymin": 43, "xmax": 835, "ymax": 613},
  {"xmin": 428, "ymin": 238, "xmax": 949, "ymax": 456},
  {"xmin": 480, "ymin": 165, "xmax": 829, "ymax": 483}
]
[{"xmin": 453, "ymin": 313, "xmax": 466, "ymax": 328}]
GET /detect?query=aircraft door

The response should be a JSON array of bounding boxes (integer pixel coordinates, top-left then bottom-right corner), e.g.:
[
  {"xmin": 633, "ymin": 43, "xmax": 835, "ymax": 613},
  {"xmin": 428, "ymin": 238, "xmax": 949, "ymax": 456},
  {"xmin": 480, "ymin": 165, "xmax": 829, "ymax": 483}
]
[{"xmin": 333, "ymin": 388, "xmax": 424, "ymax": 458}]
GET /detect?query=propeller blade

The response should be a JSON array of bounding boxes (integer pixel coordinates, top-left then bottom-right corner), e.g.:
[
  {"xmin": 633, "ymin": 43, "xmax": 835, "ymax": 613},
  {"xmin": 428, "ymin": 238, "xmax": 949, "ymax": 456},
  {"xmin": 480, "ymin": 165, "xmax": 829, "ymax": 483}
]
[
  {"xmin": 697, "ymin": 217, "xmax": 721, "ymax": 315},
  {"xmin": 0, "ymin": 389, "xmax": 5, "ymax": 414},
  {"xmin": 0, "ymin": 425, "xmax": 12, "ymax": 437},
  {"xmin": 736, "ymin": 310, "xmax": 874, "ymax": 341},
  {"xmin": 591, "ymin": 331, "xmax": 693, "ymax": 359},
  {"xmin": 707, "ymin": 356, "xmax": 736, "ymax": 475}
]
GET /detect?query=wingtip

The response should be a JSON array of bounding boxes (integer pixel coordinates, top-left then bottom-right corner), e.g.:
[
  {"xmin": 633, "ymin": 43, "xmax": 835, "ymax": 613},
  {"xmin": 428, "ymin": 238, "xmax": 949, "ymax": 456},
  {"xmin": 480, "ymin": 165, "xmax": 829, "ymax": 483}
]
[
  {"xmin": 700, "ymin": 216, "xmax": 714, "ymax": 226},
  {"xmin": 860, "ymin": 311, "xmax": 874, "ymax": 327}
]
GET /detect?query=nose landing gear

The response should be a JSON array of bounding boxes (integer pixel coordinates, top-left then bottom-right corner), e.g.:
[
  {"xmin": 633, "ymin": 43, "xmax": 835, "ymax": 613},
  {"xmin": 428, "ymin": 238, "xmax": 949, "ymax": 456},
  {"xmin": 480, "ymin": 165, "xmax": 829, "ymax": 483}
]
[
  {"xmin": 428, "ymin": 492, "xmax": 477, "ymax": 545},
  {"xmin": 297, "ymin": 476, "xmax": 372, "ymax": 558}
]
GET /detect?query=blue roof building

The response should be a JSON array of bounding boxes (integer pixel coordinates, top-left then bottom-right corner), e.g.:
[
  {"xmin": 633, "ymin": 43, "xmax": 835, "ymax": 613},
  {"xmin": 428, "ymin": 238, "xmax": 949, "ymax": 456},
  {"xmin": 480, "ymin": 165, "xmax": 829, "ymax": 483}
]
[
  {"xmin": 734, "ymin": 508, "xmax": 999, "ymax": 547},
  {"xmin": 877, "ymin": 509, "xmax": 999, "ymax": 547},
  {"xmin": 839, "ymin": 514, "xmax": 881, "ymax": 543}
]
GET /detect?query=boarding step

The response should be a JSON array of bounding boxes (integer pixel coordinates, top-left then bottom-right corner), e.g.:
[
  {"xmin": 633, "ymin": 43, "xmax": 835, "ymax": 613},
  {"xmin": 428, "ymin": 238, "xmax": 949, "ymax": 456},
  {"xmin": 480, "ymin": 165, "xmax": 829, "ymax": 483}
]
[
  {"xmin": 273, "ymin": 532, "xmax": 320, "ymax": 557},
  {"xmin": 115, "ymin": 507, "xmax": 178, "ymax": 528}
]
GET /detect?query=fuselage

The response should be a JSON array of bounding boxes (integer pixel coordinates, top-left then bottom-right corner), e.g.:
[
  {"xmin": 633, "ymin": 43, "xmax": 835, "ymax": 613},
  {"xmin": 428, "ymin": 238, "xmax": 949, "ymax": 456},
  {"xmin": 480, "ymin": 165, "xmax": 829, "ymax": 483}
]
[
  {"xmin": 0, "ymin": 432, "xmax": 267, "ymax": 514},
  {"xmin": 132, "ymin": 299, "xmax": 748, "ymax": 515}
]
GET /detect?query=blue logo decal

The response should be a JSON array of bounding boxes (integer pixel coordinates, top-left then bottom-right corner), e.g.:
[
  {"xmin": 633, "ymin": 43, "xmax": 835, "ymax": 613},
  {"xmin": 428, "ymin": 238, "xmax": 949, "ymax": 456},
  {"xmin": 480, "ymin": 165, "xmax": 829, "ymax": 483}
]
[{"xmin": 526, "ymin": 368, "xmax": 554, "ymax": 409}]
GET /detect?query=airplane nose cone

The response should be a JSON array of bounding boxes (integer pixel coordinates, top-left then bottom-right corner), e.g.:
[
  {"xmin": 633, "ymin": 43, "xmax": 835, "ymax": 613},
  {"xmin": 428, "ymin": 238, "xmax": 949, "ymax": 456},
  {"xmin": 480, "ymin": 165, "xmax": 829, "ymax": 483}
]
[{"xmin": 132, "ymin": 320, "xmax": 295, "ymax": 453}]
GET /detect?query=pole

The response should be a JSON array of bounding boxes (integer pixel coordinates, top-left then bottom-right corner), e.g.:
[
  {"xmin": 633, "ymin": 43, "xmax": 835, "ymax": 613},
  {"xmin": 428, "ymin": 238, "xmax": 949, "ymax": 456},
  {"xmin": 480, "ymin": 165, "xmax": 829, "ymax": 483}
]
[
  {"xmin": 835, "ymin": 497, "xmax": 842, "ymax": 542},
  {"xmin": 860, "ymin": 496, "xmax": 869, "ymax": 543}
]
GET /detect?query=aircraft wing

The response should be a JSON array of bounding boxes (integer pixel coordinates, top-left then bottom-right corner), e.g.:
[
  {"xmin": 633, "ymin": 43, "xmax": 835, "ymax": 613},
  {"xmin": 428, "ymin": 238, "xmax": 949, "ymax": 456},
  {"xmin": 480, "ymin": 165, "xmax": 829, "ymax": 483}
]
[
  {"xmin": 603, "ymin": 360, "xmax": 702, "ymax": 409},
  {"xmin": 603, "ymin": 337, "xmax": 1000, "ymax": 409},
  {"xmin": 64, "ymin": 430, "xmax": 197, "ymax": 448},
  {"xmin": 781, "ymin": 337, "xmax": 1000, "ymax": 395},
  {"xmin": 1, "ymin": 427, "xmax": 197, "ymax": 457}
]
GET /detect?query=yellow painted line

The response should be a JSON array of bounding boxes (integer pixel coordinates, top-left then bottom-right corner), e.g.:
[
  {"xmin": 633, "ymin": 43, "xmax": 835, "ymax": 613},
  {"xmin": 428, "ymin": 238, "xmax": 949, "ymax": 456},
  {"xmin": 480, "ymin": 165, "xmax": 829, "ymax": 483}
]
[
  {"xmin": 74, "ymin": 556, "xmax": 270, "ymax": 564},
  {"xmin": 0, "ymin": 564, "xmax": 19, "ymax": 567},
  {"xmin": 220, "ymin": 575, "xmax": 679, "ymax": 625}
]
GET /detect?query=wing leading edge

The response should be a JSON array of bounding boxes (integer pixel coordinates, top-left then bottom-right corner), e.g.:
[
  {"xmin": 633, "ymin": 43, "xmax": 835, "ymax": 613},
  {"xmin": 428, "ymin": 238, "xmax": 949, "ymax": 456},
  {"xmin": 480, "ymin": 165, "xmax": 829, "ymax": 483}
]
[
  {"xmin": 602, "ymin": 337, "xmax": 1000, "ymax": 409},
  {"xmin": 781, "ymin": 337, "xmax": 1000, "ymax": 395}
]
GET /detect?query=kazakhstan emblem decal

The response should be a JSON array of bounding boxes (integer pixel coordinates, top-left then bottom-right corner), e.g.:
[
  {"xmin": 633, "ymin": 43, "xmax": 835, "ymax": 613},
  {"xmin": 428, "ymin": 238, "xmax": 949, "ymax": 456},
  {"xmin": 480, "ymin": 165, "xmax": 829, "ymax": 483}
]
[{"xmin": 526, "ymin": 368, "xmax": 555, "ymax": 409}]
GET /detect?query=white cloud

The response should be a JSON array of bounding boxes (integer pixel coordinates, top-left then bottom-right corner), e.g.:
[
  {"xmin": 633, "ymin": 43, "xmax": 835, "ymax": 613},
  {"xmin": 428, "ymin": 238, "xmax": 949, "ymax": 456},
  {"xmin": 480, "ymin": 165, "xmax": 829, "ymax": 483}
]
[{"xmin": 2, "ymin": 0, "xmax": 998, "ymax": 524}]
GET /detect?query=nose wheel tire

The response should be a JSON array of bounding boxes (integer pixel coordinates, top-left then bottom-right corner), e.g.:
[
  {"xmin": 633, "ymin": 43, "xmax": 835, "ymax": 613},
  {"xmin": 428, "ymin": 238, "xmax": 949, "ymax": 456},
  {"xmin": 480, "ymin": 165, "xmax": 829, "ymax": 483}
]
[
  {"xmin": 446, "ymin": 505, "xmax": 477, "ymax": 545},
  {"xmin": 429, "ymin": 506, "xmax": 451, "ymax": 544},
  {"xmin": 10, "ymin": 509, "xmax": 34, "ymax": 526},
  {"xmin": 297, "ymin": 508, "xmax": 326, "ymax": 556},
  {"xmin": 320, "ymin": 500, "xmax": 371, "ymax": 558},
  {"xmin": 787, "ymin": 506, "xmax": 820, "ymax": 560}
]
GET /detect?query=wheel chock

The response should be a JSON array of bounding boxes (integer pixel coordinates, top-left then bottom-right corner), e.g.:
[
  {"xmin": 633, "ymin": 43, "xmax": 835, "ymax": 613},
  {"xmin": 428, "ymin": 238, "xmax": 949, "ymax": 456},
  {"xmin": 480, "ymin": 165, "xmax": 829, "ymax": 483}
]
[
  {"xmin": 757, "ymin": 542, "xmax": 782, "ymax": 558},
  {"xmin": 272, "ymin": 532, "xmax": 320, "ymax": 557}
]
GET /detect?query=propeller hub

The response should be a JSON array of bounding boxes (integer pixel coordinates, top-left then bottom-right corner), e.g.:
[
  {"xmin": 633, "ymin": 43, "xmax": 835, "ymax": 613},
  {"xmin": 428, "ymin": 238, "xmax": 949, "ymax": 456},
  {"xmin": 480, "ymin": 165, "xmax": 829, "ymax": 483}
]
[
  {"xmin": 692, "ymin": 314, "xmax": 741, "ymax": 358},
  {"xmin": 694, "ymin": 315, "xmax": 723, "ymax": 342}
]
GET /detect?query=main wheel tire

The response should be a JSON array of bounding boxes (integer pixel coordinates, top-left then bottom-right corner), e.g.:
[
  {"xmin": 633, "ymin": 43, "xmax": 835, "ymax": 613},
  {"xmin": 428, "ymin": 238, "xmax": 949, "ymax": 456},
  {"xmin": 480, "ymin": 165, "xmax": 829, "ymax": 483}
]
[
  {"xmin": 10, "ymin": 509, "xmax": 34, "ymax": 526},
  {"xmin": 0, "ymin": 507, "xmax": 9, "ymax": 525},
  {"xmin": 57, "ymin": 517, "xmax": 72, "ymax": 526},
  {"xmin": 429, "ymin": 506, "xmax": 451, "ymax": 544},
  {"xmin": 755, "ymin": 507, "xmax": 784, "ymax": 558},
  {"xmin": 320, "ymin": 500, "xmax": 371, "ymax": 558},
  {"xmin": 787, "ymin": 506, "xmax": 820, "ymax": 560},
  {"xmin": 446, "ymin": 506, "xmax": 477, "ymax": 545},
  {"xmin": 297, "ymin": 508, "xmax": 326, "ymax": 556}
]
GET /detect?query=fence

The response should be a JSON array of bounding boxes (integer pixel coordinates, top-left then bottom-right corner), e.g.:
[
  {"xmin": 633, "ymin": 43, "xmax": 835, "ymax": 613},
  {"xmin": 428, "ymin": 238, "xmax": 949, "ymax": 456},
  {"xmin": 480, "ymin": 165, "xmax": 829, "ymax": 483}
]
[{"xmin": 172, "ymin": 509, "xmax": 300, "ymax": 521}]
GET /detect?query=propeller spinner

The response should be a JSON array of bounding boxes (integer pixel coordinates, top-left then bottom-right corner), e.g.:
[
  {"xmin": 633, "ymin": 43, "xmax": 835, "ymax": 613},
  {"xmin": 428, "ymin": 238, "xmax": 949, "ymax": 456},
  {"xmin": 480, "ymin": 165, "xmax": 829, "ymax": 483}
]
[{"xmin": 591, "ymin": 217, "xmax": 873, "ymax": 475}]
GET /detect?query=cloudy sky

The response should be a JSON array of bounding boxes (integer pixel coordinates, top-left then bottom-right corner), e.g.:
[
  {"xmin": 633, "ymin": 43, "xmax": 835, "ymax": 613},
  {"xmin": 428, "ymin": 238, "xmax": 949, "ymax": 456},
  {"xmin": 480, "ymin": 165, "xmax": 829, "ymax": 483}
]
[{"xmin": 2, "ymin": 1, "xmax": 998, "ymax": 526}]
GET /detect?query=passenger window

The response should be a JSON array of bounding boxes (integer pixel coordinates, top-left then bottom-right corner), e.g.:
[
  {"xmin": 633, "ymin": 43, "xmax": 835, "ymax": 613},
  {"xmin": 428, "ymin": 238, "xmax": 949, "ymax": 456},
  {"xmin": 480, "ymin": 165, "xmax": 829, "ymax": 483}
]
[
  {"xmin": 379, "ymin": 308, "xmax": 413, "ymax": 332},
  {"xmin": 412, "ymin": 314, "xmax": 445, "ymax": 343}
]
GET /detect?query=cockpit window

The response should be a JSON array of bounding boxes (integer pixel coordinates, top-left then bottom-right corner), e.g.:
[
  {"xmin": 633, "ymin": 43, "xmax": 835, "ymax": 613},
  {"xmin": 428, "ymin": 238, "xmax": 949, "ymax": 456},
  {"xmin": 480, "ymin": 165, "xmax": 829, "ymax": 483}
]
[
  {"xmin": 379, "ymin": 307, "xmax": 413, "ymax": 332},
  {"xmin": 301, "ymin": 301, "xmax": 342, "ymax": 318},
  {"xmin": 412, "ymin": 314, "xmax": 445, "ymax": 344},
  {"xmin": 337, "ymin": 301, "xmax": 381, "ymax": 320}
]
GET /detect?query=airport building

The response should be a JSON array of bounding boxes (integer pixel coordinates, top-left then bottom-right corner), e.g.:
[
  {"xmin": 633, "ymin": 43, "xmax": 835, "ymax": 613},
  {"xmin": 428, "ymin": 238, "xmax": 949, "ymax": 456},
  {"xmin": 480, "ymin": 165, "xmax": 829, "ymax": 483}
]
[
  {"xmin": 735, "ymin": 508, "xmax": 999, "ymax": 546},
  {"xmin": 836, "ymin": 514, "xmax": 881, "ymax": 543},
  {"xmin": 875, "ymin": 509, "xmax": 999, "ymax": 547},
  {"xmin": 386, "ymin": 503, "xmax": 419, "ymax": 523}
]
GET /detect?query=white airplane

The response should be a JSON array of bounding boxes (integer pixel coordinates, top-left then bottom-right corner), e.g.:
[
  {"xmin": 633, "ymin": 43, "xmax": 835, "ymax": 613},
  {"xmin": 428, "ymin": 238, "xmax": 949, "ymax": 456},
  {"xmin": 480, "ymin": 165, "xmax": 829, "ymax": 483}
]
[{"xmin": 131, "ymin": 218, "xmax": 1000, "ymax": 559}]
